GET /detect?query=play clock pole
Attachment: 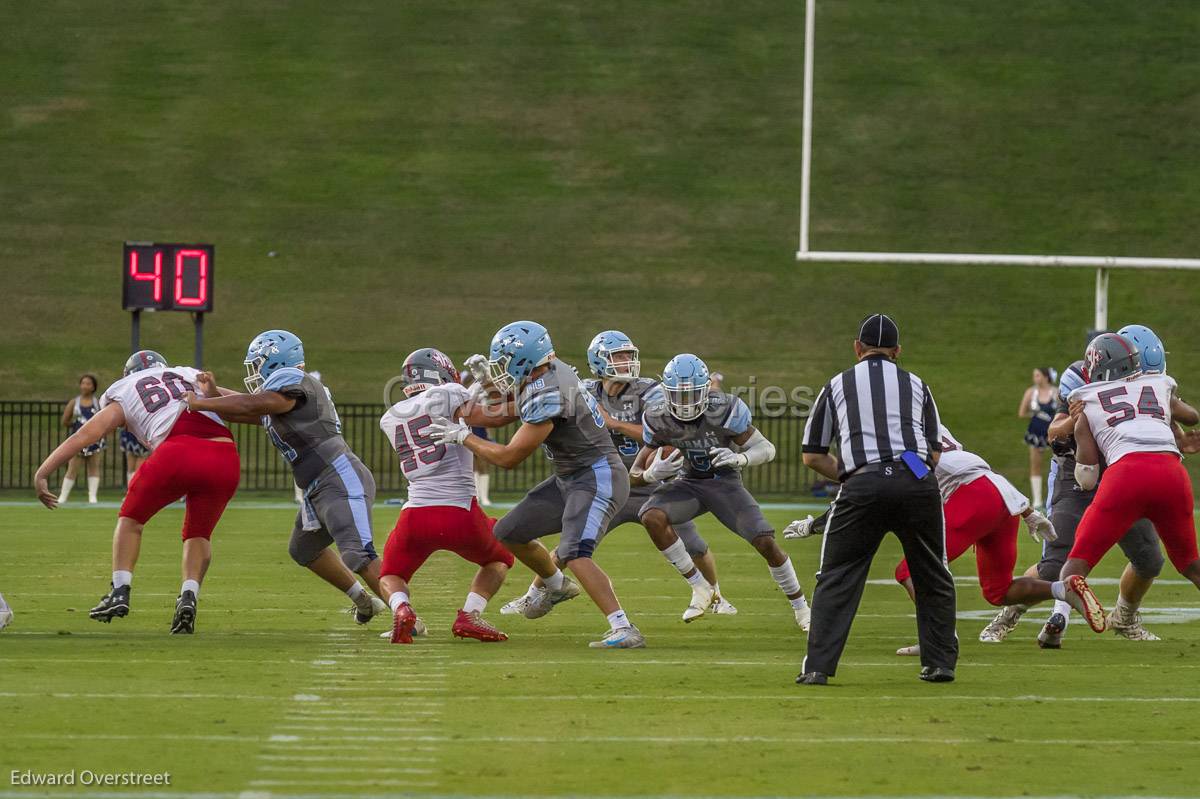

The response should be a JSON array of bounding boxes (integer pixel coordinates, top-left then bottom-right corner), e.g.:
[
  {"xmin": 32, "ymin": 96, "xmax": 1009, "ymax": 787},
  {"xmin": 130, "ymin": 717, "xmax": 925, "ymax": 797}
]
[{"xmin": 122, "ymin": 242, "xmax": 215, "ymax": 367}]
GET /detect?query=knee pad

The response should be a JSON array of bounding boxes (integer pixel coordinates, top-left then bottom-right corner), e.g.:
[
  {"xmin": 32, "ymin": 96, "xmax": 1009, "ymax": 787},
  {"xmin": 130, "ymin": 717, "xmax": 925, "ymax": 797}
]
[
  {"xmin": 1131, "ymin": 549, "xmax": 1165, "ymax": 580},
  {"xmin": 1037, "ymin": 557, "xmax": 1064, "ymax": 582},
  {"xmin": 684, "ymin": 541, "xmax": 709, "ymax": 559},
  {"xmin": 340, "ymin": 542, "xmax": 378, "ymax": 574},
  {"xmin": 288, "ymin": 539, "xmax": 318, "ymax": 567}
]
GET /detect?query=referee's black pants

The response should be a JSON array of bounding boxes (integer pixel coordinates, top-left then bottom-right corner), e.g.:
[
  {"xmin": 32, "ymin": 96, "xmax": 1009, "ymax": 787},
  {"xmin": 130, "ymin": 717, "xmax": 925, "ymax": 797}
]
[{"xmin": 802, "ymin": 467, "xmax": 958, "ymax": 677}]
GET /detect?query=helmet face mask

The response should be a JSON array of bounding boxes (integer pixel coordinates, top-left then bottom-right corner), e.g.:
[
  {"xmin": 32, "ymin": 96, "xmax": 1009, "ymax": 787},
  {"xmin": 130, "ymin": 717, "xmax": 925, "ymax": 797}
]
[
  {"xmin": 661, "ymin": 353, "xmax": 711, "ymax": 421},
  {"xmin": 243, "ymin": 353, "xmax": 268, "ymax": 394}
]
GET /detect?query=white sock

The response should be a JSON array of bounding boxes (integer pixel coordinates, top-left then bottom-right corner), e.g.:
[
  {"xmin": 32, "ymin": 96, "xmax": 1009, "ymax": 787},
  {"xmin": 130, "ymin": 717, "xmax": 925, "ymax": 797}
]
[
  {"xmin": 685, "ymin": 570, "xmax": 707, "ymax": 587},
  {"xmin": 388, "ymin": 592, "xmax": 410, "ymax": 612},
  {"xmin": 475, "ymin": 473, "xmax": 491, "ymax": 505},
  {"xmin": 463, "ymin": 592, "xmax": 488, "ymax": 614},
  {"xmin": 112, "ymin": 570, "xmax": 132, "ymax": 589},
  {"xmin": 789, "ymin": 595, "xmax": 810, "ymax": 611},
  {"xmin": 543, "ymin": 570, "xmax": 565, "ymax": 592},
  {"xmin": 345, "ymin": 582, "xmax": 365, "ymax": 600},
  {"xmin": 1030, "ymin": 477, "xmax": 1043, "ymax": 508},
  {"xmin": 769, "ymin": 557, "xmax": 803, "ymax": 598},
  {"xmin": 606, "ymin": 609, "xmax": 630, "ymax": 629},
  {"xmin": 87, "ymin": 475, "xmax": 100, "ymax": 502},
  {"xmin": 181, "ymin": 579, "xmax": 200, "ymax": 598},
  {"xmin": 1050, "ymin": 580, "xmax": 1066, "ymax": 601},
  {"xmin": 661, "ymin": 539, "xmax": 699, "ymax": 578},
  {"xmin": 58, "ymin": 477, "xmax": 75, "ymax": 503},
  {"xmin": 1053, "ymin": 599, "xmax": 1073, "ymax": 622}
]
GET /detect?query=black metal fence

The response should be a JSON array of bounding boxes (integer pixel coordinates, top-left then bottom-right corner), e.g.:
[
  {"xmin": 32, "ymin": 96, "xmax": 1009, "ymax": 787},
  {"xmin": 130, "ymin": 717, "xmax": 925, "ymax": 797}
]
[{"xmin": 0, "ymin": 401, "xmax": 814, "ymax": 496}]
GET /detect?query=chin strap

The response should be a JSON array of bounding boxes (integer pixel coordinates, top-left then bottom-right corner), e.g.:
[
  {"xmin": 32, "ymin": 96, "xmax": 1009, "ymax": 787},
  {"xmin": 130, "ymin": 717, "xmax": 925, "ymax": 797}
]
[{"xmin": 740, "ymin": 429, "xmax": 777, "ymax": 467}]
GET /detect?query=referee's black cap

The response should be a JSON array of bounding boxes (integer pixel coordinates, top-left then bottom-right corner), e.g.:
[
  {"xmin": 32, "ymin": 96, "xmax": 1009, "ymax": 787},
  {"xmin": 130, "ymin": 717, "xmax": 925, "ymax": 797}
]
[{"xmin": 857, "ymin": 313, "xmax": 899, "ymax": 348}]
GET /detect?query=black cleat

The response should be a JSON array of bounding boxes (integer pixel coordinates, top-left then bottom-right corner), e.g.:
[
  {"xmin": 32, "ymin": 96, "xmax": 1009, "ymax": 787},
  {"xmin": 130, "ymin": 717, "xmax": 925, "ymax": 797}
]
[
  {"xmin": 89, "ymin": 584, "xmax": 130, "ymax": 623},
  {"xmin": 170, "ymin": 590, "xmax": 197, "ymax": 635},
  {"xmin": 1038, "ymin": 612, "xmax": 1066, "ymax": 649},
  {"xmin": 795, "ymin": 671, "xmax": 829, "ymax": 685},
  {"xmin": 919, "ymin": 666, "xmax": 955, "ymax": 683}
]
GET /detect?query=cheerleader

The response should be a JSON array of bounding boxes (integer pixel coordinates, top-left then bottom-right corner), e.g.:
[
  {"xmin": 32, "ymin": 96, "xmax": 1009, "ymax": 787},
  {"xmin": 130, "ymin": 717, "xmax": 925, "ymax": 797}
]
[
  {"xmin": 1018, "ymin": 366, "xmax": 1058, "ymax": 509},
  {"xmin": 120, "ymin": 428, "xmax": 151, "ymax": 484},
  {"xmin": 59, "ymin": 374, "xmax": 106, "ymax": 504}
]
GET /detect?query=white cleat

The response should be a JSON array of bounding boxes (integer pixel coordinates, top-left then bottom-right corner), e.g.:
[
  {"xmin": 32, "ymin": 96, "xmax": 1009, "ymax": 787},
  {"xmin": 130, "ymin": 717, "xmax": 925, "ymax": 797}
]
[
  {"xmin": 588, "ymin": 625, "xmax": 646, "ymax": 649},
  {"xmin": 682, "ymin": 582, "xmax": 717, "ymax": 623},
  {"xmin": 499, "ymin": 594, "xmax": 534, "ymax": 616},
  {"xmin": 794, "ymin": 602, "xmax": 811, "ymax": 632},
  {"xmin": 1108, "ymin": 605, "xmax": 1161, "ymax": 641},
  {"xmin": 350, "ymin": 596, "xmax": 389, "ymax": 625},
  {"xmin": 378, "ymin": 617, "xmax": 427, "ymax": 639},
  {"xmin": 895, "ymin": 643, "xmax": 921, "ymax": 657},
  {"xmin": 710, "ymin": 595, "xmax": 738, "ymax": 615},
  {"xmin": 523, "ymin": 577, "xmax": 581, "ymax": 620},
  {"xmin": 979, "ymin": 605, "xmax": 1025, "ymax": 642},
  {"xmin": 0, "ymin": 608, "xmax": 12, "ymax": 632}
]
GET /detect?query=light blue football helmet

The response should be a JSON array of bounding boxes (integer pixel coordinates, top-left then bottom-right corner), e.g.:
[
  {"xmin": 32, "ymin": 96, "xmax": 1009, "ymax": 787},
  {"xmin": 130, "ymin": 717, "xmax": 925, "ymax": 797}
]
[
  {"xmin": 244, "ymin": 329, "xmax": 305, "ymax": 393},
  {"xmin": 1117, "ymin": 324, "xmax": 1165, "ymax": 374},
  {"xmin": 486, "ymin": 321, "xmax": 555, "ymax": 395},
  {"xmin": 661, "ymin": 353, "xmax": 710, "ymax": 421},
  {"xmin": 587, "ymin": 330, "xmax": 640, "ymax": 382},
  {"xmin": 1057, "ymin": 359, "xmax": 1087, "ymax": 403}
]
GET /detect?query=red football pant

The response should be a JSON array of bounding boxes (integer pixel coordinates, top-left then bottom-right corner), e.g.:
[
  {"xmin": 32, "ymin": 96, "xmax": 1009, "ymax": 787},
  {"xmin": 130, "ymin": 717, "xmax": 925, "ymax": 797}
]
[
  {"xmin": 1070, "ymin": 452, "xmax": 1197, "ymax": 573},
  {"xmin": 382, "ymin": 500, "xmax": 515, "ymax": 583},
  {"xmin": 119, "ymin": 434, "xmax": 240, "ymax": 541},
  {"xmin": 895, "ymin": 476, "xmax": 1018, "ymax": 606}
]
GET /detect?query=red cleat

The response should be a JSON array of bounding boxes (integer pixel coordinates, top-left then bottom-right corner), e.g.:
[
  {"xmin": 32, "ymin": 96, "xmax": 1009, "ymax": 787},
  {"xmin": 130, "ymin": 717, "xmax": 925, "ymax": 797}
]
[
  {"xmin": 452, "ymin": 609, "xmax": 508, "ymax": 642},
  {"xmin": 1063, "ymin": 574, "xmax": 1108, "ymax": 633},
  {"xmin": 391, "ymin": 602, "xmax": 417, "ymax": 644}
]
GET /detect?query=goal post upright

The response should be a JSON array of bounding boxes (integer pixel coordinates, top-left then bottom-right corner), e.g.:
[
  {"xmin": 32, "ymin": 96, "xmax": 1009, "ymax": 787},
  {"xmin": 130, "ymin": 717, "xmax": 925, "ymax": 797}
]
[{"xmin": 795, "ymin": 0, "xmax": 1200, "ymax": 334}]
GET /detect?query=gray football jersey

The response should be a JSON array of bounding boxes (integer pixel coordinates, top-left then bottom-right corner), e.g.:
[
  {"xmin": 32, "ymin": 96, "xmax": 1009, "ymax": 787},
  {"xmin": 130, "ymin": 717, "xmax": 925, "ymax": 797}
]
[
  {"xmin": 520, "ymin": 359, "xmax": 619, "ymax": 477},
  {"xmin": 642, "ymin": 391, "xmax": 753, "ymax": 478},
  {"xmin": 584, "ymin": 377, "xmax": 665, "ymax": 468},
  {"xmin": 262, "ymin": 367, "xmax": 355, "ymax": 487}
]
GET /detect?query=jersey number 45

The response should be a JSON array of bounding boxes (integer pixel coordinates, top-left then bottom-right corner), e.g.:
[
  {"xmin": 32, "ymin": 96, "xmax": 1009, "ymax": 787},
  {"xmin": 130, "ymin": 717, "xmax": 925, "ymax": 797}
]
[{"xmin": 394, "ymin": 414, "xmax": 447, "ymax": 473}]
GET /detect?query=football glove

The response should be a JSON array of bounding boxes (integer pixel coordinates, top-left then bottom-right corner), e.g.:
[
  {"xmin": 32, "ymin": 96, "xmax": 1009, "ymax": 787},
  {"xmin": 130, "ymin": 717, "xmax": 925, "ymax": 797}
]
[
  {"xmin": 643, "ymin": 450, "xmax": 684, "ymax": 483},
  {"xmin": 783, "ymin": 515, "xmax": 816, "ymax": 539},
  {"xmin": 464, "ymin": 354, "xmax": 489, "ymax": 383},
  {"xmin": 1023, "ymin": 509, "xmax": 1057, "ymax": 543},
  {"xmin": 426, "ymin": 416, "xmax": 470, "ymax": 445},
  {"xmin": 708, "ymin": 447, "xmax": 747, "ymax": 470}
]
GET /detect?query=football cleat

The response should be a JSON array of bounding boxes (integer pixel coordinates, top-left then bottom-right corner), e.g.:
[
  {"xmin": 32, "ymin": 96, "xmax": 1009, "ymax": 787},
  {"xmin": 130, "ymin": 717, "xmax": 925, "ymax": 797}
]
[
  {"xmin": 89, "ymin": 584, "xmax": 131, "ymax": 623},
  {"xmin": 170, "ymin": 590, "xmax": 197, "ymax": 635},
  {"xmin": 588, "ymin": 625, "xmax": 646, "ymax": 649},
  {"xmin": 710, "ymin": 594, "xmax": 738, "ymax": 615},
  {"xmin": 1108, "ymin": 605, "xmax": 1161, "ymax": 641},
  {"xmin": 350, "ymin": 595, "xmax": 388, "ymax": 625},
  {"xmin": 523, "ymin": 577, "xmax": 581, "ymax": 620},
  {"xmin": 452, "ymin": 609, "xmax": 508, "ymax": 642},
  {"xmin": 794, "ymin": 602, "xmax": 811, "ymax": 632},
  {"xmin": 0, "ymin": 608, "xmax": 12, "ymax": 632},
  {"xmin": 979, "ymin": 605, "xmax": 1025, "ymax": 643},
  {"xmin": 1062, "ymin": 575, "xmax": 1107, "ymax": 633},
  {"xmin": 1038, "ymin": 612, "xmax": 1067, "ymax": 649},
  {"xmin": 895, "ymin": 643, "xmax": 921, "ymax": 657},
  {"xmin": 499, "ymin": 593, "xmax": 534, "ymax": 616},
  {"xmin": 918, "ymin": 666, "xmax": 955, "ymax": 683},
  {"xmin": 682, "ymin": 581, "xmax": 716, "ymax": 623},
  {"xmin": 379, "ymin": 617, "xmax": 426, "ymax": 639},
  {"xmin": 795, "ymin": 671, "xmax": 828, "ymax": 685},
  {"xmin": 390, "ymin": 602, "xmax": 418, "ymax": 644}
]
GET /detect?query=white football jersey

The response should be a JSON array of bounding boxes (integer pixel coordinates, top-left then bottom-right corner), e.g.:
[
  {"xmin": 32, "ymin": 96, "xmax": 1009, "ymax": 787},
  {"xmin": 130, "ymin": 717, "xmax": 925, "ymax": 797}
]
[
  {"xmin": 380, "ymin": 382, "xmax": 476, "ymax": 509},
  {"xmin": 1072, "ymin": 372, "xmax": 1180, "ymax": 465},
  {"xmin": 935, "ymin": 425, "xmax": 1028, "ymax": 514},
  {"xmin": 99, "ymin": 366, "xmax": 227, "ymax": 451}
]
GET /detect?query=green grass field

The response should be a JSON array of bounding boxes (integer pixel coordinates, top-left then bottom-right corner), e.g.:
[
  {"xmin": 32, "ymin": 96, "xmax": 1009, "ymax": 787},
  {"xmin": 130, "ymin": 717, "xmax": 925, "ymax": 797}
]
[
  {"xmin": 2, "ymin": 1, "xmax": 1199, "ymax": 483},
  {"xmin": 4, "ymin": 500, "xmax": 1200, "ymax": 797}
]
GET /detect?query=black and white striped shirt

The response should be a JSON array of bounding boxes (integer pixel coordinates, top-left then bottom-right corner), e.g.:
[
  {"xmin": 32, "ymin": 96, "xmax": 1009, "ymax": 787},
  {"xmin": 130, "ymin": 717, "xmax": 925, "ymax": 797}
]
[{"xmin": 803, "ymin": 354, "xmax": 941, "ymax": 479}]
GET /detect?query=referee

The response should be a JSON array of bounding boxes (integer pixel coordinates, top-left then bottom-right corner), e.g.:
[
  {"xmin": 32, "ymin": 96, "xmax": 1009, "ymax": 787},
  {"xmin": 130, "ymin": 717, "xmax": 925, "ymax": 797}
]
[{"xmin": 796, "ymin": 313, "xmax": 958, "ymax": 685}]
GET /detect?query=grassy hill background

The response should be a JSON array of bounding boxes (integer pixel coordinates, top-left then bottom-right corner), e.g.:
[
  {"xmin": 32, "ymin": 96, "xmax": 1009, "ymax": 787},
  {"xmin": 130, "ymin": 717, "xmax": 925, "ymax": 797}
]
[{"xmin": 2, "ymin": 1, "xmax": 1198, "ymax": 485}]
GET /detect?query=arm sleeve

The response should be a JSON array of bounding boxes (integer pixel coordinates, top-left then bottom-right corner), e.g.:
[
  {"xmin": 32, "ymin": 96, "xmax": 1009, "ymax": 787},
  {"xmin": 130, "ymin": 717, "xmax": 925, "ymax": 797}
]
[
  {"xmin": 921, "ymin": 383, "xmax": 942, "ymax": 453},
  {"xmin": 519, "ymin": 388, "xmax": 563, "ymax": 424},
  {"xmin": 642, "ymin": 415, "xmax": 662, "ymax": 446},
  {"xmin": 723, "ymin": 397, "xmax": 752, "ymax": 435},
  {"xmin": 802, "ymin": 383, "xmax": 835, "ymax": 454}
]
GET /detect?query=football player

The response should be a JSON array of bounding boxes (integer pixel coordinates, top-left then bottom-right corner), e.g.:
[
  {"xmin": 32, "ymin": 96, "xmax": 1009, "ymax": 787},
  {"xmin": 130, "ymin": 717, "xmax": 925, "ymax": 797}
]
[
  {"xmin": 788, "ymin": 424, "xmax": 1106, "ymax": 655},
  {"xmin": 500, "ymin": 331, "xmax": 736, "ymax": 619},
  {"xmin": 185, "ymin": 331, "xmax": 388, "ymax": 624},
  {"xmin": 1060, "ymin": 334, "xmax": 1200, "ymax": 615},
  {"xmin": 378, "ymin": 348, "xmax": 514, "ymax": 643},
  {"xmin": 425, "ymin": 321, "xmax": 644, "ymax": 649},
  {"xmin": 33, "ymin": 350, "xmax": 241, "ymax": 634},
  {"xmin": 636, "ymin": 353, "xmax": 810, "ymax": 629}
]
